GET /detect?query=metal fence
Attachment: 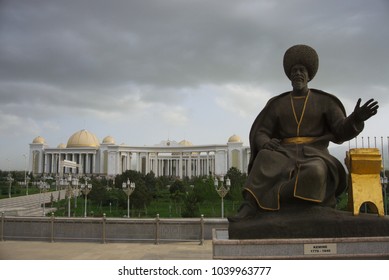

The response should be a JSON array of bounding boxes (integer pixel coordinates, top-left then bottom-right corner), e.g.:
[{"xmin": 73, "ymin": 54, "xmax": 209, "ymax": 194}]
[{"xmin": 0, "ymin": 213, "xmax": 228, "ymax": 244}]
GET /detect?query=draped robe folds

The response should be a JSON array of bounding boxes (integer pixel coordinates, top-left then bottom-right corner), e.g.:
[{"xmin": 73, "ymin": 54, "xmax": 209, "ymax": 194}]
[{"xmin": 245, "ymin": 89, "xmax": 364, "ymax": 210}]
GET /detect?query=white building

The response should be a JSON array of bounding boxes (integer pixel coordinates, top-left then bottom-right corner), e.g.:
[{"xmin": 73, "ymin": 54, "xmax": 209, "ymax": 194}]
[{"xmin": 29, "ymin": 129, "xmax": 250, "ymax": 178}]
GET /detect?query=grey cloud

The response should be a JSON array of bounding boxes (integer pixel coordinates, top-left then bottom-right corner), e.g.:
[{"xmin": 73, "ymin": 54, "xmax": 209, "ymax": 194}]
[
  {"xmin": 1, "ymin": 0, "xmax": 389, "ymax": 170},
  {"xmin": 2, "ymin": 0, "xmax": 386, "ymax": 93},
  {"xmin": 0, "ymin": 0, "xmax": 280, "ymax": 89}
]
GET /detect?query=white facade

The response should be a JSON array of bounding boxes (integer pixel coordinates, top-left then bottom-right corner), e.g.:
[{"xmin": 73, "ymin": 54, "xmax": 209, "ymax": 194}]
[{"xmin": 29, "ymin": 130, "xmax": 250, "ymax": 178}]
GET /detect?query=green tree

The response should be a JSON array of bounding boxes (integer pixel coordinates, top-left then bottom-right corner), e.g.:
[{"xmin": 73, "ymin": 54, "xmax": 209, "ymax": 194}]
[
  {"xmin": 88, "ymin": 179, "xmax": 109, "ymax": 206},
  {"xmin": 182, "ymin": 191, "xmax": 200, "ymax": 217},
  {"xmin": 191, "ymin": 176, "xmax": 218, "ymax": 203},
  {"xmin": 144, "ymin": 171, "xmax": 157, "ymax": 193},
  {"xmin": 168, "ymin": 180, "xmax": 186, "ymax": 215},
  {"xmin": 131, "ymin": 180, "xmax": 152, "ymax": 217},
  {"xmin": 226, "ymin": 167, "xmax": 246, "ymax": 202},
  {"xmin": 169, "ymin": 179, "xmax": 185, "ymax": 194}
]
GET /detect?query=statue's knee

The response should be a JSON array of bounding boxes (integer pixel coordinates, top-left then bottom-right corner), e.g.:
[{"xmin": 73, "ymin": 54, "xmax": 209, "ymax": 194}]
[
  {"xmin": 310, "ymin": 163, "xmax": 327, "ymax": 178},
  {"xmin": 301, "ymin": 160, "xmax": 327, "ymax": 183}
]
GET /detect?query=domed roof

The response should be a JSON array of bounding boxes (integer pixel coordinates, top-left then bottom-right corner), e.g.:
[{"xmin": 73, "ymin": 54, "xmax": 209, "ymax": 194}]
[
  {"xmin": 102, "ymin": 136, "xmax": 115, "ymax": 145},
  {"xmin": 179, "ymin": 139, "xmax": 193, "ymax": 146},
  {"xmin": 57, "ymin": 143, "xmax": 66, "ymax": 149},
  {"xmin": 67, "ymin": 129, "xmax": 100, "ymax": 148},
  {"xmin": 32, "ymin": 136, "xmax": 46, "ymax": 144},
  {"xmin": 228, "ymin": 134, "xmax": 241, "ymax": 143}
]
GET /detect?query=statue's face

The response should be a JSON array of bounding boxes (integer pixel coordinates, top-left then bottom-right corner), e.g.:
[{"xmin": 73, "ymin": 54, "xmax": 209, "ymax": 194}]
[{"xmin": 290, "ymin": 64, "xmax": 309, "ymax": 90}]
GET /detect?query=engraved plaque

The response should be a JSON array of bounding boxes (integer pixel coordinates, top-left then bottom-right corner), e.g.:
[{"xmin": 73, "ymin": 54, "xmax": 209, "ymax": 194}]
[{"xmin": 304, "ymin": 243, "xmax": 337, "ymax": 255}]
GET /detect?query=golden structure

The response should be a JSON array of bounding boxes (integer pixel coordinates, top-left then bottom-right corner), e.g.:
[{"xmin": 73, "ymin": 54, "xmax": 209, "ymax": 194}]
[{"xmin": 345, "ymin": 148, "xmax": 385, "ymax": 216}]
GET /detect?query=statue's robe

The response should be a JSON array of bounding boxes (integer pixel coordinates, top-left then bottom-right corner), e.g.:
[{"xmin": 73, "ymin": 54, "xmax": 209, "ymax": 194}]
[{"xmin": 245, "ymin": 89, "xmax": 363, "ymax": 210}]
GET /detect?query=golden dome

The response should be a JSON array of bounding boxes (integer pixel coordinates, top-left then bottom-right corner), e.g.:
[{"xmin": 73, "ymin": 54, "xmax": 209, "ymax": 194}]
[
  {"xmin": 32, "ymin": 136, "xmax": 46, "ymax": 144},
  {"xmin": 57, "ymin": 143, "xmax": 66, "ymax": 149},
  {"xmin": 179, "ymin": 139, "xmax": 193, "ymax": 146},
  {"xmin": 228, "ymin": 134, "xmax": 241, "ymax": 143},
  {"xmin": 66, "ymin": 129, "xmax": 100, "ymax": 148},
  {"xmin": 102, "ymin": 136, "xmax": 115, "ymax": 145}
]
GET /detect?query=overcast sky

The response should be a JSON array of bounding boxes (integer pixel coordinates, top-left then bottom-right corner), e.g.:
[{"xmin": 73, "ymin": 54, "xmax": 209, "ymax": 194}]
[{"xmin": 1, "ymin": 0, "xmax": 389, "ymax": 171}]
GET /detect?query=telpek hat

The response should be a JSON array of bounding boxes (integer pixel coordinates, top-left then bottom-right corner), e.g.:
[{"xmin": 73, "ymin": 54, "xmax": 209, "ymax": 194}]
[{"xmin": 283, "ymin": 44, "xmax": 319, "ymax": 81}]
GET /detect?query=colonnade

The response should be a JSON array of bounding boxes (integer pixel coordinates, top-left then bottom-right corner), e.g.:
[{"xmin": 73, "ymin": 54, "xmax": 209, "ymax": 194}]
[
  {"xmin": 148, "ymin": 153, "xmax": 216, "ymax": 178},
  {"xmin": 36, "ymin": 152, "xmax": 97, "ymax": 175},
  {"xmin": 112, "ymin": 151, "xmax": 220, "ymax": 179}
]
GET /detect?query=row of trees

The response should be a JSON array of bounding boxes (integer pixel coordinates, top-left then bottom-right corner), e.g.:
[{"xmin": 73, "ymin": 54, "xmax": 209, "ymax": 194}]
[
  {"xmin": 5, "ymin": 166, "xmax": 384, "ymax": 217},
  {"xmin": 81, "ymin": 167, "xmax": 247, "ymax": 217},
  {"xmin": 0, "ymin": 168, "xmax": 246, "ymax": 217}
]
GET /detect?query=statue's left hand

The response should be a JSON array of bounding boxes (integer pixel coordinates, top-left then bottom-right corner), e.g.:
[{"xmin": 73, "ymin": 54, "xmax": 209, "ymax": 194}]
[{"xmin": 353, "ymin": 98, "xmax": 379, "ymax": 122}]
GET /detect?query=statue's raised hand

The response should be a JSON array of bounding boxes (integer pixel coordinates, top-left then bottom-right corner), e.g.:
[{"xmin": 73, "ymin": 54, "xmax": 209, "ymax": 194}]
[{"xmin": 353, "ymin": 98, "xmax": 379, "ymax": 122}]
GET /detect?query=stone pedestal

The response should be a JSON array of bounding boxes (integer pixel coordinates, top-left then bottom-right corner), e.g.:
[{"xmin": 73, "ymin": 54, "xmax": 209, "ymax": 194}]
[
  {"xmin": 229, "ymin": 205, "xmax": 389, "ymax": 239},
  {"xmin": 213, "ymin": 229, "xmax": 389, "ymax": 259},
  {"xmin": 221, "ymin": 205, "xmax": 389, "ymax": 259}
]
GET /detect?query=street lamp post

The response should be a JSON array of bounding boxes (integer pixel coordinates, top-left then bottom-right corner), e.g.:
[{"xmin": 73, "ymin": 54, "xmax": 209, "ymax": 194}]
[
  {"xmin": 72, "ymin": 177, "xmax": 79, "ymax": 210},
  {"xmin": 214, "ymin": 176, "xmax": 231, "ymax": 218},
  {"xmin": 23, "ymin": 154, "xmax": 28, "ymax": 195},
  {"xmin": 122, "ymin": 179, "xmax": 136, "ymax": 218},
  {"xmin": 65, "ymin": 174, "xmax": 74, "ymax": 217},
  {"xmin": 59, "ymin": 177, "xmax": 67, "ymax": 201},
  {"xmin": 7, "ymin": 173, "xmax": 13, "ymax": 198},
  {"xmin": 26, "ymin": 176, "xmax": 30, "ymax": 196},
  {"xmin": 81, "ymin": 179, "xmax": 92, "ymax": 218},
  {"xmin": 55, "ymin": 174, "xmax": 60, "ymax": 191},
  {"xmin": 381, "ymin": 176, "xmax": 388, "ymax": 216},
  {"xmin": 39, "ymin": 180, "xmax": 50, "ymax": 216},
  {"xmin": 381, "ymin": 136, "xmax": 388, "ymax": 216}
]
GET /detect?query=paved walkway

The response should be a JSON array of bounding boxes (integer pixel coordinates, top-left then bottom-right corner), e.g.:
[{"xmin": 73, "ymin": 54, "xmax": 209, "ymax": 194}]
[
  {"xmin": 0, "ymin": 190, "xmax": 66, "ymax": 216},
  {"xmin": 0, "ymin": 240, "xmax": 213, "ymax": 260}
]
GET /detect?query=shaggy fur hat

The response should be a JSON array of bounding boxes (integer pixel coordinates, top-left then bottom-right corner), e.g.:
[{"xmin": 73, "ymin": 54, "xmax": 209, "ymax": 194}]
[{"xmin": 283, "ymin": 44, "xmax": 319, "ymax": 81}]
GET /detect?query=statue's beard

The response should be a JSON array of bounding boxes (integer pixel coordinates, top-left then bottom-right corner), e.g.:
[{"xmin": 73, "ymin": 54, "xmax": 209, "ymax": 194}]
[{"xmin": 291, "ymin": 80, "xmax": 307, "ymax": 91}]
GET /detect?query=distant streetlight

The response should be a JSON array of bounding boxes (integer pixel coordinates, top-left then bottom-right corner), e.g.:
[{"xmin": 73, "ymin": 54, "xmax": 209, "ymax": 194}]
[
  {"xmin": 81, "ymin": 178, "xmax": 92, "ymax": 218},
  {"xmin": 214, "ymin": 176, "xmax": 231, "ymax": 218},
  {"xmin": 7, "ymin": 173, "xmax": 13, "ymax": 198},
  {"xmin": 381, "ymin": 136, "xmax": 388, "ymax": 216},
  {"xmin": 26, "ymin": 175, "xmax": 30, "ymax": 196},
  {"xmin": 122, "ymin": 179, "xmax": 136, "ymax": 218},
  {"xmin": 72, "ymin": 177, "xmax": 79, "ymax": 210},
  {"xmin": 23, "ymin": 154, "xmax": 28, "ymax": 195},
  {"xmin": 65, "ymin": 174, "xmax": 74, "ymax": 217},
  {"xmin": 381, "ymin": 176, "xmax": 388, "ymax": 216},
  {"xmin": 39, "ymin": 180, "xmax": 50, "ymax": 216}
]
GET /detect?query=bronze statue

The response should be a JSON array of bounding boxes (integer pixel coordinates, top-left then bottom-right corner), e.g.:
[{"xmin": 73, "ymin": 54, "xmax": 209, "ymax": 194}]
[{"xmin": 228, "ymin": 44, "xmax": 378, "ymax": 222}]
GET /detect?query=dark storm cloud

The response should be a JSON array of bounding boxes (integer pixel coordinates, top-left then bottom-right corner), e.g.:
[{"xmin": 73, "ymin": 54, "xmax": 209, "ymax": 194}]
[
  {"xmin": 1, "ymin": 0, "xmax": 389, "ymax": 169},
  {"xmin": 2, "ymin": 0, "xmax": 388, "ymax": 90},
  {"xmin": 0, "ymin": 1, "xmax": 287, "ymax": 89}
]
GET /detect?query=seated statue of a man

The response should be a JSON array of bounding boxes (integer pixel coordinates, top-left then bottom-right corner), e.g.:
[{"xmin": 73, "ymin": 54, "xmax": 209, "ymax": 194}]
[{"xmin": 228, "ymin": 44, "xmax": 379, "ymax": 222}]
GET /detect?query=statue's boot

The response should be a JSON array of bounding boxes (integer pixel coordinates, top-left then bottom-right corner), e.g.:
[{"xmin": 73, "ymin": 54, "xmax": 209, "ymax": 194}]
[{"xmin": 227, "ymin": 194, "xmax": 258, "ymax": 222}]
